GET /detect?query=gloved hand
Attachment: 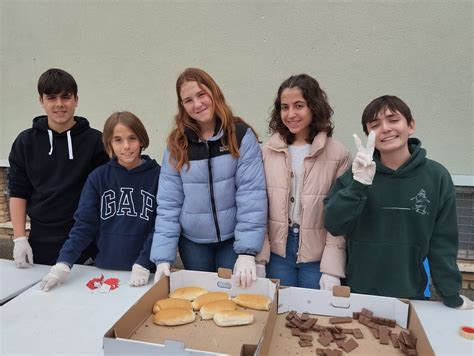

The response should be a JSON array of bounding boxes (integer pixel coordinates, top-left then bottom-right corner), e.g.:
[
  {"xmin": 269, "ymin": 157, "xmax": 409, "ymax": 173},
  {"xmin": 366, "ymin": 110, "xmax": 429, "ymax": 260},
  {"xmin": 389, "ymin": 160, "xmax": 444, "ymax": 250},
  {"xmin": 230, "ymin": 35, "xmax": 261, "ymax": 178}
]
[
  {"xmin": 39, "ymin": 263, "xmax": 71, "ymax": 292},
  {"xmin": 233, "ymin": 255, "xmax": 257, "ymax": 288},
  {"xmin": 129, "ymin": 264, "xmax": 151, "ymax": 287},
  {"xmin": 352, "ymin": 131, "xmax": 376, "ymax": 185},
  {"xmin": 13, "ymin": 236, "xmax": 33, "ymax": 268},
  {"xmin": 256, "ymin": 263, "xmax": 266, "ymax": 278},
  {"xmin": 319, "ymin": 273, "xmax": 341, "ymax": 291},
  {"xmin": 153, "ymin": 262, "xmax": 171, "ymax": 284},
  {"xmin": 455, "ymin": 295, "xmax": 474, "ymax": 310}
]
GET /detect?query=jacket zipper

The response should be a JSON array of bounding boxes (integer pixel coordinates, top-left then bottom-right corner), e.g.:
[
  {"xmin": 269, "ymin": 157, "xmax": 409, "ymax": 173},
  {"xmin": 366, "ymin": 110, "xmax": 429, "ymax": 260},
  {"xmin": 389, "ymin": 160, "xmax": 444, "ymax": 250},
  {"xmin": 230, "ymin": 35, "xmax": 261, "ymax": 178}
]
[
  {"xmin": 284, "ymin": 152, "xmax": 291, "ymax": 258},
  {"xmin": 298, "ymin": 155, "xmax": 309, "ymax": 261},
  {"xmin": 206, "ymin": 141, "xmax": 221, "ymax": 241}
]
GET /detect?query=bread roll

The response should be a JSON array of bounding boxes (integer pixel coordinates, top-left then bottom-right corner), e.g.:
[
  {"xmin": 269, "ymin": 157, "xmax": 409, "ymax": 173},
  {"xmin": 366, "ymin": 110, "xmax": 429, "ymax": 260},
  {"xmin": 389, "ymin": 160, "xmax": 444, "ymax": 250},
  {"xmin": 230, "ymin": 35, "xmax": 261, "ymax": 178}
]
[
  {"xmin": 232, "ymin": 294, "xmax": 271, "ymax": 311},
  {"xmin": 199, "ymin": 299, "xmax": 237, "ymax": 320},
  {"xmin": 153, "ymin": 298, "xmax": 193, "ymax": 314},
  {"xmin": 169, "ymin": 287, "xmax": 208, "ymax": 301},
  {"xmin": 213, "ymin": 310, "xmax": 254, "ymax": 327},
  {"xmin": 192, "ymin": 291, "xmax": 230, "ymax": 310},
  {"xmin": 153, "ymin": 308, "xmax": 196, "ymax": 326}
]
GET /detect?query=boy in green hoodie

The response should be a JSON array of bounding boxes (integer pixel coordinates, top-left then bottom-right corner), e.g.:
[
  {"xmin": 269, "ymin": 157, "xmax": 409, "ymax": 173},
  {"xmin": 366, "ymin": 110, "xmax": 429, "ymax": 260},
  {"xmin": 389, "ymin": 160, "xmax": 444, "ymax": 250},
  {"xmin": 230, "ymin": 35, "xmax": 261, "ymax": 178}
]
[{"xmin": 324, "ymin": 95, "xmax": 472, "ymax": 309}]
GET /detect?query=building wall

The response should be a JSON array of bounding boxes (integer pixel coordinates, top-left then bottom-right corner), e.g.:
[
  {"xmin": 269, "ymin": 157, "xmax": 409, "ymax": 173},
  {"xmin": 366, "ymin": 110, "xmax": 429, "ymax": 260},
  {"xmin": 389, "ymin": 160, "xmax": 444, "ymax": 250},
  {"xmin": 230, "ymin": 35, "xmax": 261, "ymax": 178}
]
[
  {"xmin": 1, "ymin": 1, "xmax": 473, "ymax": 176},
  {"xmin": 0, "ymin": 168, "xmax": 9, "ymax": 223},
  {"xmin": 0, "ymin": 0, "xmax": 472, "ymax": 297}
]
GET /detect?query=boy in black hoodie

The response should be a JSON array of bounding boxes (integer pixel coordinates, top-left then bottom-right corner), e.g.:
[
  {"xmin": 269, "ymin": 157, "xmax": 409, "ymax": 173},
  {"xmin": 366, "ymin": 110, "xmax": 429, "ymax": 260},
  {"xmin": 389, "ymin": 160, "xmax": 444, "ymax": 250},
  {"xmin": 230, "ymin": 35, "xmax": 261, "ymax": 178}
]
[
  {"xmin": 8, "ymin": 68, "xmax": 108, "ymax": 267},
  {"xmin": 324, "ymin": 95, "xmax": 472, "ymax": 309}
]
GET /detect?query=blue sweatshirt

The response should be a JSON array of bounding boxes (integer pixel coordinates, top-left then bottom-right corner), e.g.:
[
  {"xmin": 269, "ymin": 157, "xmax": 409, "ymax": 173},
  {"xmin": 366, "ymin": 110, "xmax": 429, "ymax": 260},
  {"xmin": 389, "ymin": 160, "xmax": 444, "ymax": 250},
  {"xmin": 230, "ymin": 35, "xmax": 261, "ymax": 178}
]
[{"xmin": 58, "ymin": 155, "xmax": 160, "ymax": 271}]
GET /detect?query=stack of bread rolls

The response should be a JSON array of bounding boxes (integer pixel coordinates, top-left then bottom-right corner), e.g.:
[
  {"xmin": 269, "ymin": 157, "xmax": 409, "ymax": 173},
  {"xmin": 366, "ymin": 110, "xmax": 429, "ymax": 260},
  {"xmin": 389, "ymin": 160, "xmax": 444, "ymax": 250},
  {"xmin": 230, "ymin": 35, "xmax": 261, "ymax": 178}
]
[
  {"xmin": 152, "ymin": 287, "xmax": 271, "ymax": 327},
  {"xmin": 152, "ymin": 286, "xmax": 208, "ymax": 326}
]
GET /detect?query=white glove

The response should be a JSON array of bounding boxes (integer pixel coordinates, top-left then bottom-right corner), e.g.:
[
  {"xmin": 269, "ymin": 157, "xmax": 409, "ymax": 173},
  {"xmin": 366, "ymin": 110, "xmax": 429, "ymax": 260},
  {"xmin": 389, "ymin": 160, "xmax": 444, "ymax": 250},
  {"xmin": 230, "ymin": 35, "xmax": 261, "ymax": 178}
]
[
  {"xmin": 13, "ymin": 236, "xmax": 34, "ymax": 268},
  {"xmin": 39, "ymin": 263, "xmax": 71, "ymax": 292},
  {"xmin": 129, "ymin": 264, "xmax": 151, "ymax": 287},
  {"xmin": 319, "ymin": 273, "xmax": 341, "ymax": 291},
  {"xmin": 233, "ymin": 255, "xmax": 257, "ymax": 288},
  {"xmin": 153, "ymin": 262, "xmax": 170, "ymax": 284},
  {"xmin": 352, "ymin": 131, "xmax": 376, "ymax": 185},
  {"xmin": 455, "ymin": 295, "xmax": 474, "ymax": 310},
  {"xmin": 256, "ymin": 263, "xmax": 266, "ymax": 278}
]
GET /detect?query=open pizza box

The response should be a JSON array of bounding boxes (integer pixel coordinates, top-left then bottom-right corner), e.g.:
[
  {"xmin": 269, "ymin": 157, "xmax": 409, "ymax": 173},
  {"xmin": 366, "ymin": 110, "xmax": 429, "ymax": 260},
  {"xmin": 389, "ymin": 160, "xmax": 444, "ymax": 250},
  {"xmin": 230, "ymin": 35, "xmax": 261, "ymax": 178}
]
[
  {"xmin": 268, "ymin": 286, "xmax": 435, "ymax": 355},
  {"xmin": 104, "ymin": 269, "xmax": 278, "ymax": 355}
]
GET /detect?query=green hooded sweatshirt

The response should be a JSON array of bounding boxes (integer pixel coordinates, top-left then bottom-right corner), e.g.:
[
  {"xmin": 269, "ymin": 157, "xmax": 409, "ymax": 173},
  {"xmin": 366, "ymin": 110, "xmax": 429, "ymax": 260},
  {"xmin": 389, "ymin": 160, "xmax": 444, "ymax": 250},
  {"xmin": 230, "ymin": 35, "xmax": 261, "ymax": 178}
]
[{"xmin": 324, "ymin": 138, "xmax": 462, "ymax": 307}]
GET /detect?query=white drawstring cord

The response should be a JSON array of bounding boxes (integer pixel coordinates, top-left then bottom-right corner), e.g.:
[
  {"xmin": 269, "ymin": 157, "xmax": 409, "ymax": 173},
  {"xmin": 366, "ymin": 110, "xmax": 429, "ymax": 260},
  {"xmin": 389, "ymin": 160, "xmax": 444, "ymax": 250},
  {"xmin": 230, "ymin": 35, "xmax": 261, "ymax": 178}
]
[
  {"xmin": 66, "ymin": 130, "xmax": 74, "ymax": 160},
  {"xmin": 48, "ymin": 130, "xmax": 53, "ymax": 155}
]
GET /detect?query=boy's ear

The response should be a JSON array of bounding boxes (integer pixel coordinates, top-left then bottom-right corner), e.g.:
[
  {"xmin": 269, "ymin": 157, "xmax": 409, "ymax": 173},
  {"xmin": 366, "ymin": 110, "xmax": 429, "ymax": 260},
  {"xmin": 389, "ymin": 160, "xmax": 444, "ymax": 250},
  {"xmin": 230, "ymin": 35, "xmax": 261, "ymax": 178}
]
[
  {"xmin": 39, "ymin": 95, "xmax": 44, "ymax": 106},
  {"xmin": 408, "ymin": 118, "xmax": 416, "ymax": 135},
  {"xmin": 75, "ymin": 95, "xmax": 79, "ymax": 107}
]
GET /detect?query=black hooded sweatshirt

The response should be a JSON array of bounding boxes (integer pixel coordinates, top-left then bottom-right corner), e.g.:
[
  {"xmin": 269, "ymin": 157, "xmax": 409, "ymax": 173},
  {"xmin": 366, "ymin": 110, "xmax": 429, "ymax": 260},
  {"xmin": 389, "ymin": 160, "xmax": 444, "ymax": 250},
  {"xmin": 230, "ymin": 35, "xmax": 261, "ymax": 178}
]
[{"xmin": 8, "ymin": 116, "xmax": 109, "ymax": 240}]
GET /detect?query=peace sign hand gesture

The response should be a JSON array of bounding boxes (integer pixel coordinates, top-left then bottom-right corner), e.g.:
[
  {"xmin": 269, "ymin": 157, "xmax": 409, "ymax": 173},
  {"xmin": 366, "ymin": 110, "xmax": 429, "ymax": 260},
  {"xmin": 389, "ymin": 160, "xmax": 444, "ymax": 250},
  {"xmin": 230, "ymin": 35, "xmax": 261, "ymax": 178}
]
[{"xmin": 352, "ymin": 131, "xmax": 376, "ymax": 185}]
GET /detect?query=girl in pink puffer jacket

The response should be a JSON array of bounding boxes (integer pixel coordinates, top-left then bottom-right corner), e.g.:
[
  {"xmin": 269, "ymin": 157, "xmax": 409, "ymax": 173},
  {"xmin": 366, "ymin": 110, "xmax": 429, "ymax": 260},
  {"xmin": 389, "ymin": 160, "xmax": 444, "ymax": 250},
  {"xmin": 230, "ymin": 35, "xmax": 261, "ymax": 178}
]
[{"xmin": 256, "ymin": 74, "xmax": 351, "ymax": 290}]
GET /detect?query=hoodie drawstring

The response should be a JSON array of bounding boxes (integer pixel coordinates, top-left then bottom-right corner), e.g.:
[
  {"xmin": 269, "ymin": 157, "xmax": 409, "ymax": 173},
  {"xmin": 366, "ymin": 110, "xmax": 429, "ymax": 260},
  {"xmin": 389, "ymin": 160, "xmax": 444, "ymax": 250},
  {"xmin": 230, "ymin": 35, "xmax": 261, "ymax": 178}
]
[
  {"xmin": 47, "ymin": 129, "xmax": 74, "ymax": 160},
  {"xmin": 66, "ymin": 130, "xmax": 74, "ymax": 160},
  {"xmin": 48, "ymin": 130, "xmax": 53, "ymax": 155}
]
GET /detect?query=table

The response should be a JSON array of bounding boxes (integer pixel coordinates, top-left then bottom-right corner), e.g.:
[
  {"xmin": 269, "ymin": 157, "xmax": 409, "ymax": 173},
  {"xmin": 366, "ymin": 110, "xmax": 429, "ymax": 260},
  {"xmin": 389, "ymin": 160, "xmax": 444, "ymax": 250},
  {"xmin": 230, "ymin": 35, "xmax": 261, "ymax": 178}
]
[
  {"xmin": 0, "ymin": 258, "xmax": 52, "ymax": 305},
  {"xmin": 0, "ymin": 264, "xmax": 153, "ymax": 355},
  {"xmin": 411, "ymin": 300, "xmax": 474, "ymax": 355},
  {"xmin": 1, "ymin": 266, "xmax": 473, "ymax": 356}
]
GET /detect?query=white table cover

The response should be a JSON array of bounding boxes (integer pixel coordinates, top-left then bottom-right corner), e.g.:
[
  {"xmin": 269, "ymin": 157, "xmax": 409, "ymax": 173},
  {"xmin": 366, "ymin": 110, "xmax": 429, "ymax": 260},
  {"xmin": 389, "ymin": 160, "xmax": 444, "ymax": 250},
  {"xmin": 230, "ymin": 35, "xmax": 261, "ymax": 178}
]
[
  {"xmin": 0, "ymin": 258, "xmax": 52, "ymax": 305},
  {"xmin": 411, "ymin": 299, "xmax": 474, "ymax": 355},
  {"xmin": 1, "ymin": 264, "xmax": 152, "ymax": 355}
]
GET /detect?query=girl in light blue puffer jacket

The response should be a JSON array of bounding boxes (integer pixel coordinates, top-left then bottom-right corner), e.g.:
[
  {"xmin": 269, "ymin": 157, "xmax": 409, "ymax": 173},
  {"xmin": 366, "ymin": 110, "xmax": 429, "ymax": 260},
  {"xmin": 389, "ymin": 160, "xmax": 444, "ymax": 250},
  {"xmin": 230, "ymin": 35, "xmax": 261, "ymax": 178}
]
[{"xmin": 151, "ymin": 68, "xmax": 267, "ymax": 288}]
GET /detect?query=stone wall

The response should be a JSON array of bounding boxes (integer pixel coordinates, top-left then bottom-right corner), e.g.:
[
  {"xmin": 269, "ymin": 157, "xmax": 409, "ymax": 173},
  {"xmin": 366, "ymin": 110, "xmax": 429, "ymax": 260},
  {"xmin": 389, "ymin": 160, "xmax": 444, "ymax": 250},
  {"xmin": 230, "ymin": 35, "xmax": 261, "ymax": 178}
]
[{"xmin": 0, "ymin": 167, "xmax": 9, "ymax": 223}]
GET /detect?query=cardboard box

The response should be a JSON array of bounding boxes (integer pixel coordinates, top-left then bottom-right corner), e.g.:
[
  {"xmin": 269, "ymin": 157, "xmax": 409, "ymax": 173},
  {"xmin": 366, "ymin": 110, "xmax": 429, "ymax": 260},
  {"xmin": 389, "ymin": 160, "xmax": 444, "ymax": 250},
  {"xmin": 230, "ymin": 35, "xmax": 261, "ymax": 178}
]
[
  {"xmin": 104, "ymin": 269, "xmax": 278, "ymax": 355},
  {"xmin": 269, "ymin": 286, "xmax": 434, "ymax": 355}
]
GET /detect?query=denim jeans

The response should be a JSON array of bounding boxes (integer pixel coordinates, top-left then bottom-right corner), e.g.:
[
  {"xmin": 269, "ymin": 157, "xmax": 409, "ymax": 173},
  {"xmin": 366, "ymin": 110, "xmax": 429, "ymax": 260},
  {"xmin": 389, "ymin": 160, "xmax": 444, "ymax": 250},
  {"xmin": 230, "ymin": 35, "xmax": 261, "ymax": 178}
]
[
  {"xmin": 178, "ymin": 236, "xmax": 238, "ymax": 272},
  {"xmin": 423, "ymin": 258, "xmax": 431, "ymax": 298},
  {"xmin": 266, "ymin": 227, "xmax": 321, "ymax": 288}
]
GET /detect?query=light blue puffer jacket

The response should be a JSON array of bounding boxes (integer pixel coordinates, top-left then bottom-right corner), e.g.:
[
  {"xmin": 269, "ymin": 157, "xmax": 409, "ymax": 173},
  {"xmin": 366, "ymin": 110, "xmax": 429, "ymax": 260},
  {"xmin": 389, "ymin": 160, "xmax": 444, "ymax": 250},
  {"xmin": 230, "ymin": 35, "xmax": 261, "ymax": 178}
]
[{"xmin": 150, "ymin": 122, "xmax": 267, "ymax": 264}]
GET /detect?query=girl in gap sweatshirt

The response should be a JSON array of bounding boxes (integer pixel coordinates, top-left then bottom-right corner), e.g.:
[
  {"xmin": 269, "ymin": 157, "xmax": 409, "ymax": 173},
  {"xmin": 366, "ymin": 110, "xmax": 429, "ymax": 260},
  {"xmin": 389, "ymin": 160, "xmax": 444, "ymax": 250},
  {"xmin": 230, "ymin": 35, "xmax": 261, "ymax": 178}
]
[{"xmin": 40, "ymin": 111, "xmax": 161, "ymax": 291}]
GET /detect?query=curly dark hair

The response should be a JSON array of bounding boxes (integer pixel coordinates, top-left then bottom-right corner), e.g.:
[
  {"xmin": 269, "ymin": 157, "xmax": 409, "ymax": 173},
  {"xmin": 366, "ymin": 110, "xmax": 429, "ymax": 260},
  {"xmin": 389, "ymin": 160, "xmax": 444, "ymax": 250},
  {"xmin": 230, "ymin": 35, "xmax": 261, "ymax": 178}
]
[{"xmin": 268, "ymin": 74, "xmax": 334, "ymax": 144}]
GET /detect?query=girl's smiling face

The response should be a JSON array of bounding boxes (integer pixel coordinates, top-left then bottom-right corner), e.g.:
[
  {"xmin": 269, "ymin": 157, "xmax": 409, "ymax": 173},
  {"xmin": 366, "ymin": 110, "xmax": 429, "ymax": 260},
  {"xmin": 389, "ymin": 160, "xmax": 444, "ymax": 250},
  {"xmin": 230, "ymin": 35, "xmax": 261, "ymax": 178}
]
[
  {"xmin": 180, "ymin": 81, "xmax": 215, "ymax": 134},
  {"xmin": 111, "ymin": 123, "xmax": 142, "ymax": 169},
  {"xmin": 280, "ymin": 87, "xmax": 313, "ymax": 144}
]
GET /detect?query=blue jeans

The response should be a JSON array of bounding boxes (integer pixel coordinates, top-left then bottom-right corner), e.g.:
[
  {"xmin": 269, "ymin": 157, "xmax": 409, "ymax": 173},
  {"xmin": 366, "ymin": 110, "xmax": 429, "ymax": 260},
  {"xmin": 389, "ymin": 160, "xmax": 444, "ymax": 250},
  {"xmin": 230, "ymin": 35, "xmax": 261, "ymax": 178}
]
[
  {"xmin": 423, "ymin": 258, "xmax": 431, "ymax": 298},
  {"xmin": 266, "ymin": 227, "xmax": 322, "ymax": 288},
  {"xmin": 178, "ymin": 236, "xmax": 238, "ymax": 272}
]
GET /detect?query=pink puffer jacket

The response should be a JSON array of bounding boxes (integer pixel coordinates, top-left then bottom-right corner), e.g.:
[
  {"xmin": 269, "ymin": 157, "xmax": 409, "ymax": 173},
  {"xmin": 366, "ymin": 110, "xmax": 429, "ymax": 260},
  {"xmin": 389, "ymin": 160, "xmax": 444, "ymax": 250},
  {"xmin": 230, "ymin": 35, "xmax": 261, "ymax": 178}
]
[{"xmin": 256, "ymin": 132, "xmax": 351, "ymax": 277}]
